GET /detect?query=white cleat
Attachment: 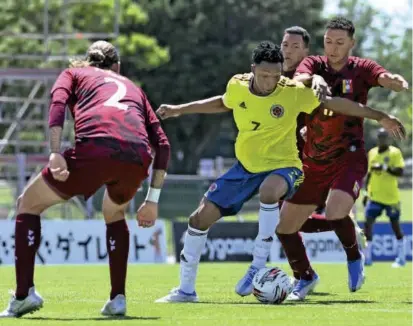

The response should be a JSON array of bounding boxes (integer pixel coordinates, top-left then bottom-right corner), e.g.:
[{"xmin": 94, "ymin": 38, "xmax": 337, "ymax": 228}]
[
  {"xmin": 155, "ymin": 288, "xmax": 199, "ymax": 303},
  {"xmin": 101, "ymin": 294, "xmax": 126, "ymax": 316},
  {"xmin": 235, "ymin": 265, "xmax": 259, "ymax": 297},
  {"xmin": 287, "ymin": 273, "xmax": 320, "ymax": 301},
  {"xmin": 391, "ymin": 257, "xmax": 406, "ymax": 268},
  {"xmin": 0, "ymin": 286, "xmax": 43, "ymax": 318}
]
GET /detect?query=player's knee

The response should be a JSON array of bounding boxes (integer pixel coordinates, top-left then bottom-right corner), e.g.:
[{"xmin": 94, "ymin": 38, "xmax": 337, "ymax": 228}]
[
  {"xmin": 325, "ymin": 205, "xmax": 352, "ymax": 220},
  {"xmin": 188, "ymin": 200, "xmax": 220, "ymax": 231},
  {"xmin": 17, "ymin": 193, "xmax": 42, "ymax": 214},
  {"xmin": 188, "ymin": 212, "xmax": 207, "ymax": 231},
  {"xmin": 259, "ymin": 184, "xmax": 281, "ymax": 204},
  {"xmin": 104, "ymin": 210, "xmax": 125, "ymax": 224},
  {"xmin": 276, "ymin": 215, "xmax": 295, "ymax": 234}
]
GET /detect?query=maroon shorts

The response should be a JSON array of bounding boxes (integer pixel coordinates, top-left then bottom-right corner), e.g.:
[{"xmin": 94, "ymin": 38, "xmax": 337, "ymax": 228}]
[
  {"xmin": 42, "ymin": 141, "xmax": 150, "ymax": 205},
  {"xmin": 287, "ymin": 150, "xmax": 367, "ymax": 206}
]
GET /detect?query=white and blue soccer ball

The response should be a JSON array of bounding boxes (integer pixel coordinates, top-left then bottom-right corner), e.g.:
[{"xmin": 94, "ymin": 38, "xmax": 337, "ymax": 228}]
[{"xmin": 252, "ymin": 267, "xmax": 293, "ymax": 304}]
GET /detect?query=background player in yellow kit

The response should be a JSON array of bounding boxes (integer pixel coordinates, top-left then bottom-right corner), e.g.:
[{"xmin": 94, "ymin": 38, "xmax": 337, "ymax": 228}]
[
  {"xmin": 363, "ymin": 128, "xmax": 406, "ymax": 267},
  {"xmin": 154, "ymin": 41, "xmax": 405, "ymax": 303}
]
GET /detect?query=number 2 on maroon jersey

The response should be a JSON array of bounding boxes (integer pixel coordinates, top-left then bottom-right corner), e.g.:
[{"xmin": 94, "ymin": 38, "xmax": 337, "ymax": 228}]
[{"xmin": 104, "ymin": 77, "xmax": 128, "ymax": 111}]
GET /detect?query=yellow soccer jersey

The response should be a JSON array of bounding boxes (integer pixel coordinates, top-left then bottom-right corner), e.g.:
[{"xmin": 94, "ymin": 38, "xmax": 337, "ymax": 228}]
[
  {"xmin": 222, "ymin": 73, "xmax": 320, "ymax": 173},
  {"xmin": 367, "ymin": 146, "xmax": 405, "ymax": 205}
]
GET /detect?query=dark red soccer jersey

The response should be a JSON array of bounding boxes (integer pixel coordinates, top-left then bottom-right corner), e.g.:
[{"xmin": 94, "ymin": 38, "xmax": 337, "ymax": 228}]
[
  {"xmin": 49, "ymin": 67, "xmax": 169, "ymax": 169},
  {"xmin": 295, "ymin": 55, "xmax": 388, "ymax": 163}
]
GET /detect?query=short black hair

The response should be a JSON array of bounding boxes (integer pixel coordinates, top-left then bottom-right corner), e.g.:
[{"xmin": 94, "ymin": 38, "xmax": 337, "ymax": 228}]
[
  {"xmin": 326, "ymin": 16, "xmax": 355, "ymax": 38},
  {"xmin": 284, "ymin": 26, "xmax": 311, "ymax": 47},
  {"xmin": 252, "ymin": 41, "xmax": 284, "ymax": 65}
]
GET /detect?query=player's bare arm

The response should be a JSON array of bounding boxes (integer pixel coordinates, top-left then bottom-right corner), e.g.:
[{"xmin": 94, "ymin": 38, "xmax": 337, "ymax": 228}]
[
  {"xmin": 156, "ymin": 95, "xmax": 229, "ymax": 120},
  {"xmin": 137, "ymin": 104, "xmax": 171, "ymax": 228},
  {"xmin": 137, "ymin": 169, "xmax": 167, "ymax": 228},
  {"xmin": 49, "ymin": 126, "xmax": 62, "ymax": 153},
  {"xmin": 294, "ymin": 73, "xmax": 330, "ymax": 102},
  {"xmin": 324, "ymin": 97, "xmax": 406, "ymax": 139},
  {"xmin": 48, "ymin": 126, "xmax": 69, "ymax": 182},
  {"xmin": 378, "ymin": 72, "xmax": 409, "ymax": 92}
]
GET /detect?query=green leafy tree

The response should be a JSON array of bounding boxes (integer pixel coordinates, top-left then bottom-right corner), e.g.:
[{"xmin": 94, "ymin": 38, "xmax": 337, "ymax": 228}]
[{"xmin": 0, "ymin": 0, "xmax": 168, "ymax": 154}]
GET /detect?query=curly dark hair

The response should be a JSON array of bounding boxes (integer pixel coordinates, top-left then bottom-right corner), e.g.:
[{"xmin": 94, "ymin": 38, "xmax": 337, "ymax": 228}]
[
  {"xmin": 252, "ymin": 41, "xmax": 284, "ymax": 65},
  {"xmin": 326, "ymin": 16, "xmax": 355, "ymax": 38},
  {"xmin": 70, "ymin": 40, "xmax": 120, "ymax": 69}
]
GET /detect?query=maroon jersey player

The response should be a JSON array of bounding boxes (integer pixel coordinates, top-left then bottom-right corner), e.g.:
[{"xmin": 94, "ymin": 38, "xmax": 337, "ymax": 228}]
[
  {"xmin": 0, "ymin": 41, "xmax": 170, "ymax": 318},
  {"xmin": 280, "ymin": 26, "xmax": 369, "ymax": 289},
  {"xmin": 276, "ymin": 17, "xmax": 408, "ymax": 301}
]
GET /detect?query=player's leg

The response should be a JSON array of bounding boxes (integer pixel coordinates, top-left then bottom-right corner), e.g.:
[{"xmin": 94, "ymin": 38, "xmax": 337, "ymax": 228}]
[
  {"xmin": 156, "ymin": 162, "xmax": 255, "ymax": 303},
  {"xmin": 236, "ymin": 173, "xmax": 289, "ymax": 296},
  {"xmin": 300, "ymin": 214, "xmax": 333, "ymax": 233},
  {"xmin": 326, "ymin": 161, "xmax": 366, "ymax": 292},
  {"xmin": 275, "ymin": 172, "xmax": 327, "ymax": 301},
  {"xmin": 155, "ymin": 197, "xmax": 221, "ymax": 303},
  {"xmin": 276, "ymin": 202, "xmax": 319, "ymax": 300},
  {"xmin": 100, "ymin": 189, "xmax": 130, "ymax": 316},
  {"xmin": 252, "ymin": 174, "xmax": 288, "ymax": 267},
  {"xmin": 0, "ymin": 173, "xmax": 66, "ymax": 318},
  {"xmin": 386, "ymin": 204, "xmax": 405, "ymax": 267},
  {"xmin": 363, "ymin": 200, "xmax": 382, "ymax": 266}
]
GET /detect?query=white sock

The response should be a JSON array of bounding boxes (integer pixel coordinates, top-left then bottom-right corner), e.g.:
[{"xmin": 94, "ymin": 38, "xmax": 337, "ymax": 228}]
[
  {"xmin": 179, "ymin": 225, "xmax": 208, "ymax": 294},
  {"xmin": 252, "ymin": 202, "xmax": 279, "ymax": 269},
  {"xmin": 365, "ymin": 240, "xmax": 372, "ymax": 262},
  {"xmin": 397, "ymin": 238, "xmax": 406, "ymax": 261}
]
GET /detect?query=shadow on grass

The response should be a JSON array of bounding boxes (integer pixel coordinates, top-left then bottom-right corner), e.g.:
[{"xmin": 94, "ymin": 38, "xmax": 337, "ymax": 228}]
[
  {"xmin": 200, "ymin": 298, "xmax": 375, "ymax": 306},
  {"xmin": 27, "ymin": 316, "xmax": 160, "ymax": 321},
  {"xmin": 284, "ymin": 299, "xmax": 376, "ymax": 305},
  {"xmin": 306, "ymin": 292, "xmax": 333, "ymax": 297}
]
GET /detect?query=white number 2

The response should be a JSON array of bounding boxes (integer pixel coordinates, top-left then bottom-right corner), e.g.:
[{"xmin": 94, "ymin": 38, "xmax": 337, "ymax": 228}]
[{"xmin": 103, "ymin": 77, "xmax": 128, "ymax": 111}]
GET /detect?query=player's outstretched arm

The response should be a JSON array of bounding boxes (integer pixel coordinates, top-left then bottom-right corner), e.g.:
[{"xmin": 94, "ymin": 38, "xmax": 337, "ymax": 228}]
[
  {"xmin": 324, "ymin": 97, "xmax": 406, "ymax": 139},
  {"xmin": 378, "ymin": 73, "xmax": 409, "ymax": 92},
  {"xmin": 138, "ymin": 97, "xmax": 171, "ymax": 228},
  {"xmin": 156, "ymin": 96, "xmax": 229, "ymax": 120}
]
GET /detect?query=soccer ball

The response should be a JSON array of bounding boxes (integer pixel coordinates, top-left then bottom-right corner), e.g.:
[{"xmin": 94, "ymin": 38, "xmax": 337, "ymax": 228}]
[{"xmin": 252, "ymin": 267, "xmax": 293, "ymax": 304}]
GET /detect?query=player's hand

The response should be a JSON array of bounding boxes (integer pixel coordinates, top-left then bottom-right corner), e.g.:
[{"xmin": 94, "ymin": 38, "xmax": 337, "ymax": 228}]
[
  {"xmin": 387, "ymin": 74, "xmax": 409, "ymax": 92},
  {"xmin": 136, "ymin": 201, "xmax": 158, "ymax": 228},
  {"xmin": 378, "ymin": 115, "xmax": 406, "ymax": 140},
  {"xmin": 311, "ymin": 75, "xmax": 331, "ymax": 102},
  {"xmin": 49, "ymin": 153, "xmax": 69, "ymax": 182},
  {"xmin": 156, "ymin": 104, "xmax": 182, "ymax": 120}
]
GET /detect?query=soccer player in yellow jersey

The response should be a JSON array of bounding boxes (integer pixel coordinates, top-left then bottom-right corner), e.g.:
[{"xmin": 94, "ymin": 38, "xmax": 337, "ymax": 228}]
[
  {"xmin": 154, "ymin": 41, "xmax": 405, "ymax": 303},
  {"xmin": 363, "ymin": 128, "xmax": 406, "ymax": 267}
]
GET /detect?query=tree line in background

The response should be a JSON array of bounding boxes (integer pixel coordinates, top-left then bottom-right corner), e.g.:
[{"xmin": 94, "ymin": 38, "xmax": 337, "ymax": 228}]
[{"xmin": 0, "ymin": 0, "xmax": 411, "ymax": 174}]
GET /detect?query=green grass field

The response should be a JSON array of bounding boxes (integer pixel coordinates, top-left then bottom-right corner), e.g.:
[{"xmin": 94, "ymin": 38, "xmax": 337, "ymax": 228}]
[{"xmin": 0, "ymin": 263, "xmax": 411, "ymax": 326}]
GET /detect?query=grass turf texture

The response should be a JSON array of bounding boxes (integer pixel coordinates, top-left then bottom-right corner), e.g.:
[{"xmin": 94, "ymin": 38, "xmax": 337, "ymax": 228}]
[{"xmin": 0, "ymin": 263, "xmax": 411, "ymax": 326}]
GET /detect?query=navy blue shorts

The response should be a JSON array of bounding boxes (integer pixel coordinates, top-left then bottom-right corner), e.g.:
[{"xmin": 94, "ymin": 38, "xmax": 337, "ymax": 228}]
[
  {"xmin": 205, "ymin": 161, "xmax": 303, "ymax": 216},
  {"xmin": 365, "ymin": 200, "xmax": 401, "ymax": 222}
]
